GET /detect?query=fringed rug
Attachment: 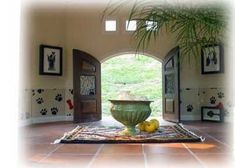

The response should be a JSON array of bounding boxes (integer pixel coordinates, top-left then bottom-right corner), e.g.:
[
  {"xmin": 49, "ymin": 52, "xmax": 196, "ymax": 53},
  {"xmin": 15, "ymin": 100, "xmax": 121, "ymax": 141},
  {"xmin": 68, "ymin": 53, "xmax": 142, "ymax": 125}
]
[{"xmin": 54, "ymin": 124, "xmax": 203, "ymax": 144}]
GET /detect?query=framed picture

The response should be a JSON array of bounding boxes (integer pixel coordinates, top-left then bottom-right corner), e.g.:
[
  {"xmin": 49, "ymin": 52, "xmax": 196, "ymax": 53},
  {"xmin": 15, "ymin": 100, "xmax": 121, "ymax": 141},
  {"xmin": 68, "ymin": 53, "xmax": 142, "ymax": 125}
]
[
  {"xmin": 201, "ymin": 106, "xmax": 224, "ymax": 122},
  {"xmin": 201, "ymin": 44, "xmax": 224, "ymax": 74},
  {"xmin": 39, "ymin": 44, "xmax": 63, "ymax": 76}
]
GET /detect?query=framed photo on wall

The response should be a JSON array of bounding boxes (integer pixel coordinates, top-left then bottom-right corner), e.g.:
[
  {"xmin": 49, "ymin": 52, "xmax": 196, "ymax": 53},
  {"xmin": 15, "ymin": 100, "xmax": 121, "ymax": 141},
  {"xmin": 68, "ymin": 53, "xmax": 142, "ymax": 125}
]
[
  {"xmin": 201, "ymin": 44, "xmax": 224, "ymax": 74},
  {"xmin": 201, "ymin": 106, "xmax": 224, "ymax": 122},
  {"xmin": 39, "ymin": 44, "xmax": 63, "ymax": 76}
]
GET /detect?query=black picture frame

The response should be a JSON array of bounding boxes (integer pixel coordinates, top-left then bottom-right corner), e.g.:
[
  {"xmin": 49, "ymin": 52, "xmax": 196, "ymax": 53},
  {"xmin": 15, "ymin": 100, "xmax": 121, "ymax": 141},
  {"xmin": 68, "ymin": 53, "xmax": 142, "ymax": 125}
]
[
  {"xmin": 201, "ymin": 44, "xmax": 224, "ymax": 74},
  {"xmin": 201, "ymin": 106, "xmax": 224, "ymax": 122},
  {"xmin": 39, "ymin": 44, "xmax": 63, "ymax": 76}
]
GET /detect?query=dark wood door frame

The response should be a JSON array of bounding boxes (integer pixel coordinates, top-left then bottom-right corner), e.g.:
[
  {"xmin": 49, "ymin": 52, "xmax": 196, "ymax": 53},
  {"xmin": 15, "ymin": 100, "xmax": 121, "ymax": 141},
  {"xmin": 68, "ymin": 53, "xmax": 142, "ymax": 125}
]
[
  {"xmin": 162, "ymin": 46, "xmax": 180, "ymax": 123},
  {"xmin": 73, "ymin": 49, "xmax": 101, "ymax": 123}
]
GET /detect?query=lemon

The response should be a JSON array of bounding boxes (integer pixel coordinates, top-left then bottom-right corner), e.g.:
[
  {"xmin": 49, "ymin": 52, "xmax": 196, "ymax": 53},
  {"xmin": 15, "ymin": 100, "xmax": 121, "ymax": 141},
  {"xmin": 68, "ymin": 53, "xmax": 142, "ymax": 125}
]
[
  {"xmin": 145, "ymin": 121, "xmax": 156, "ymax": 133},
  {"xmin": 150, "ymin": 119, "xmax": 160, "ymax": 130},
  {"xmin": 138, "ymin": 120, "xmax": 159, "ymax": 133},
  {"xmin": 137, "ymin": 122, "xmax": 146, "ymax": 131}
]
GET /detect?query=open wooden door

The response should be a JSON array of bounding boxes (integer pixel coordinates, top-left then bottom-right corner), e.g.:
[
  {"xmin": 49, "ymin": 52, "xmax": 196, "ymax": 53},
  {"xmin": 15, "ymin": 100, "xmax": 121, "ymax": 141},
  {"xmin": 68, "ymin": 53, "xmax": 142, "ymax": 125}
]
[
  {"xmin": 73, "ymin": 49, "xmax": 101, "ymax": 123},
  {"xmin": 162, "ymin": 46, "xmax": 180, "ymax": 123}
]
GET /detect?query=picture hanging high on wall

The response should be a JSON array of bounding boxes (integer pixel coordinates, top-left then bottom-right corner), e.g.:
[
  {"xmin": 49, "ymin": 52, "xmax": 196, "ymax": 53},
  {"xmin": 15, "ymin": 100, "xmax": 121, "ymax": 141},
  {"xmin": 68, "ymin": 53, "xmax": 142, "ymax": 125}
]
[
  {"xmin": 201, "ymin": 44, "xmax": 224, "ymax": 74},
  {"xmin": 39, "ymin": 44, "xmax": 63, "ymax": 76}
]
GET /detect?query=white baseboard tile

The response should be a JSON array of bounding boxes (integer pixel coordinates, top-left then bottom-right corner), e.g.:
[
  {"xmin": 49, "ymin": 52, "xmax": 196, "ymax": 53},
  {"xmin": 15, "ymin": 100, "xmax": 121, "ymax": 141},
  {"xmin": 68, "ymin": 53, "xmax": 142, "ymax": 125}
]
[
  {"xmin": 182, "ymin": 115, "xmax": 232, "ymax": 123},
  {"xmin": 181, "ymin": 115, "xmax": 201, "ymax": 121},
  {"xmin": 30, "ymin": 116, "xmax": 68, "ymax": 124},
  {"xmin": 65, "ymin": 115, "xmax": 73, "ymax": 121},
  {"xmin": 18, "ymin": 115, "xmax": 74, "ymax": 126},
  {"xmin": 18, "ymin": 119, "xmax": 32, "ymax": 127},
  {"xmin": 224, "ymin": 116, "xmax": 233, "ymax": 123}
]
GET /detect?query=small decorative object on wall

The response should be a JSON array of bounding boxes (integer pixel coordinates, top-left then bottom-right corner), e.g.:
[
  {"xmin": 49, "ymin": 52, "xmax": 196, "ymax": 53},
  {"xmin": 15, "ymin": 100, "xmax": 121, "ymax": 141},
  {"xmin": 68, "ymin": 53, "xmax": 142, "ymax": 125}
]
[
  {"xmin": 39, "ymin": 44, "xmax": 63, "ymax": 76},
  {"xmin": 201, "ymin": 106, "xmax": 224, "ymax": 122},
  {"xmin": 201, "ymin": 44, "xmax": 224, "ymax": 74}
]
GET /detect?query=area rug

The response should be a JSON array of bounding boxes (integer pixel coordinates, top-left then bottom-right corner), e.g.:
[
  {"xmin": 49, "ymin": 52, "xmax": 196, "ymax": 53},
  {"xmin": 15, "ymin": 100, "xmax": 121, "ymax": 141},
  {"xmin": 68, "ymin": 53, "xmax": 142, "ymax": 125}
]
[{"xmin": 54, "ymin": 124, "xmax": 204, "ymax": 144}]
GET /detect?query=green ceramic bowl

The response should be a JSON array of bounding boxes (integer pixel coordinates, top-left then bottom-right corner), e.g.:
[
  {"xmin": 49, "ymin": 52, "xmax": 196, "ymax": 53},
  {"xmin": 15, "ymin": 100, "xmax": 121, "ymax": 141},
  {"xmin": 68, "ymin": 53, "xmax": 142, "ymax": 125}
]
[{"xmin": 109, "ymin": 100, "xmax": 152, "ymax": 136}]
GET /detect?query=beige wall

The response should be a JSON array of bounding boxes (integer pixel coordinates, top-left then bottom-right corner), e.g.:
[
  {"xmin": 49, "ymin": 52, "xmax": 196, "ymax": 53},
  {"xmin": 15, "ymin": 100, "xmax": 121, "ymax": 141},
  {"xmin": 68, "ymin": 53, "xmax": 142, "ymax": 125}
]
[
  {"xmin": 64, "ymin": 9, "xmax": 176, "ymax": 87},
  {"xmin": 21, "ymin": 6, "xmax": 177, "ymax": 89},
  {"xmin": 20, "ymin": 4, "xmax": 228, "ymax": 122},
  {"xmin": 180, "ymin": 58, "xmax": 227, "ymax": 89},
  {"xmin": 22, "ymin": 5, "xmax": 227, "ymax": 89},
  {"xmin": 21, "ymin": 6, "xmax": 67, "ymax": 89}
]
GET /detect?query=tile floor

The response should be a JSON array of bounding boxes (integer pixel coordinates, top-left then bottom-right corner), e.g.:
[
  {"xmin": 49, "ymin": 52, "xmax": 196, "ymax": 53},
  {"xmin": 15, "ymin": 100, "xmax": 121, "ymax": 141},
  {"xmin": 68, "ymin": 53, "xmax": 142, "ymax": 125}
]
[{"xmin": 19, "ymin": 117, "xmax": 234, "ymax": 168}]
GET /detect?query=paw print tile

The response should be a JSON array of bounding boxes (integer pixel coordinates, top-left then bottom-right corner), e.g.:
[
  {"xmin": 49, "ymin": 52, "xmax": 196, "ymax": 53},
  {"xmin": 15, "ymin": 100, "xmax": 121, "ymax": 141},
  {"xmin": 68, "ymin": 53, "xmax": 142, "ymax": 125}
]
[
  {"xmin": 69, "ymin": 89, "xmax": 73, "ymax": 95},
  {"xmin": 55, "ymin": 94, "xmax": 63, "ymax": 102},
  {"xmin": 46, "ymin": 89, "xmax": 65, "ymax": 116},
  {"xmin": 32, "ymin": 88, "xmax": 47, "ymax": 117},
  {"xmin": 32, "ymin": 89, "xmax": 65, "ymax": 117},
  {"xmin": 40, "ymin": 108, "xmax": 47, "ymax": 115},
  {"xmin": 198, "ymin": 88, "xmax": 207, "ymax": 105},
  {"xmin": 180, "ymin": 88, "xmax": 199, "ymax": 116},
  {"xmin": 51, "ymin": 107, "xmax": 58, "ymax": 115},
  {"xmin": 200, "ymin": 88, "xmax": 218, "ymax": 106},
  {"xmin": 217, "ymin": 92, "xmax": 224, "ymax": 99},
  {"xmin": 36, "ymin": 98, "xmax": 44, "ymax": 104},
  {"xmin": 32, "ymin": 89, "xmax": 35, "ymax": 97},
  {"xmin": 37, "ymin": 89, "xmax": 44, "ymax": 94},
  {"xmin": 210, "ymin": 96, "xmax": 216, "ymax": 104},
  {"xmin": 186, "ymin": 104, "xmax": 193, "ymax": 112}
]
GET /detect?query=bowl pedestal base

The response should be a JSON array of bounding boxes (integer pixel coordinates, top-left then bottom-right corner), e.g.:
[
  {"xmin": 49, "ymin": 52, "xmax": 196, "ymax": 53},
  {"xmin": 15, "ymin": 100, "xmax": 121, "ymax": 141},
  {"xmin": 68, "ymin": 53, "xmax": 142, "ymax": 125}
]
[{"xmin": 119, "ymin": 126, "xmax": 138, "ymax": 136}]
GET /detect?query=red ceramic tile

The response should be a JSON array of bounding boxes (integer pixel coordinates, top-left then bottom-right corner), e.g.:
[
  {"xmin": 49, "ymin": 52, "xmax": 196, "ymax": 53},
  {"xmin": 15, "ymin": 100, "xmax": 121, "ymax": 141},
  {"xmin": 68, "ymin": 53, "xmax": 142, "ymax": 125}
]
[
  {"xmin": 20, "ymin": 120, "xmax": 232, "ymax": 168},
  {"xmin": 144, "ymin": 143, "xmax": 189, "ymax": 154},
  {"xmin": 146, "ymin": 153, "xmax": 204, "ymax": 168},
  {"xmin": 54, "ymin": 144, "xmax": 102, "ymax": 154},
  {"xmin": 39, "ymin": 153, "xmax": 93, "ymax": 167},
  {"xmin": 196, "ymin": 153, "xmax": 234, "ymax": 168},
  {"xmin": 24, "ymin": 143, "xmax": 62, "ymax": 155},
  {"xmin": 100, "ymin": 144, "xmax": 142, "ymax": 154},
  {"xmin": 23, "ymin": 153, "xmax": 47, "ymax": 164},
  {"xmin": 184, "ymin": 141, "xmax": 231, "ymax": 154},
  {"xmin": 90, "ymin": 154, "xmax": 145, "ymax": 168}
]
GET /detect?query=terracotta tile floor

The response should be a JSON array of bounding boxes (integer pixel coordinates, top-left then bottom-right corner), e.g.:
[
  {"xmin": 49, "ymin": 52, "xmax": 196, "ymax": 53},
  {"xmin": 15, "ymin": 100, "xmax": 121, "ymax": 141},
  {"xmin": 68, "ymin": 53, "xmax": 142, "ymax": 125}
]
[{"xmin": 19, "ymin": 118, "xmax": 234, "ymax": 168}]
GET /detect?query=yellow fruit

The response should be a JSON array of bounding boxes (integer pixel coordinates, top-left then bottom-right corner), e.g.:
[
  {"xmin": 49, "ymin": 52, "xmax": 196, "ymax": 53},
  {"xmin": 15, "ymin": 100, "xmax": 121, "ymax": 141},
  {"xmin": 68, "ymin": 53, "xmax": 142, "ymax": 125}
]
[
  {"xmin": 143, "ymin": 121, "xmax": 149, "ymax": 125},
  {"xmin": 145, "ymin": 122, "xmax": 156, "ymax": 133},
  {"xmin": 138, "ymin": 121, "xmax": 149, "ymax": 131},
  {"xmin": 150, "ymin": 119, "xmax": 157, "ymax": 122},
  {"xmin": 150, "ymin": 119, "xmax": 160, "ymax": 130},
  {"xmin": 138, "ymin": 122, "xmax": 146, "ymax": 131}
]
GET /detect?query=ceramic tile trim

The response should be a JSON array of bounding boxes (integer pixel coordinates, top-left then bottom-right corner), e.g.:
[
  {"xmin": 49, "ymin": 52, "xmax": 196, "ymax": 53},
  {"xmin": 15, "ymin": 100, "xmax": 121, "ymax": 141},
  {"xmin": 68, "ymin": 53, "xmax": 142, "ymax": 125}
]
[
  {"xmin": 181, "ymin": 87, "xmax": 232, "ymax": 122},
  {"xmin": 19, "ymin": 87, "xmax": 232, "ymax": 124},
  {"xmin": 19, "ymin": 88, "xmax": 74, "ymax": 124}
]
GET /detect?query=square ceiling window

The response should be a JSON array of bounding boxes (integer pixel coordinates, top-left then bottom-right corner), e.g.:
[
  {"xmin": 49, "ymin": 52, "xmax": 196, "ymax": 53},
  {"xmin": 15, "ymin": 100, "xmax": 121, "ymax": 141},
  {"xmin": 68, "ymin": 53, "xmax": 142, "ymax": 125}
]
[
  {"xmin": 126, "ymin": 20, "xmax": 137, "ymax": 31},
  {"xmin": 105, "ymin": 20, "xmax": 117, "ymax": 31},
  {"xmin": 146, "ymin": 21, "xmax": 158, "ymax": 31}
]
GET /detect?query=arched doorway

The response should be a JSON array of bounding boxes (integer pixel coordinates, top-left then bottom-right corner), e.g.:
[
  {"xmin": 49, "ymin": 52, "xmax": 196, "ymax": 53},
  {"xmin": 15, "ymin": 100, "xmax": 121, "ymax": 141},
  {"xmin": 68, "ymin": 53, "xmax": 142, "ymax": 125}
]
[
  {"xmin": 73, "ymin": 48, "xmax": 180, "ymax": 123},
  {"xmin": 101, "ymin": 53, "xmax": 162, "ymax": 118}
]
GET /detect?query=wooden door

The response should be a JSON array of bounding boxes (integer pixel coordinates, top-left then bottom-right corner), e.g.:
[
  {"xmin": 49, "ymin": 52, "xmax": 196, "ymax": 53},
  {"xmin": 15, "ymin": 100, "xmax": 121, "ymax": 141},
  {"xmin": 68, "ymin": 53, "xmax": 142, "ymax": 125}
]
[
  {"xmin": 162, "ymin": 46, "xmax": 180, "ymax": 122},
  {"xmin": 73, "ymin": 49, "xmax": 101, "ymax": 123}
]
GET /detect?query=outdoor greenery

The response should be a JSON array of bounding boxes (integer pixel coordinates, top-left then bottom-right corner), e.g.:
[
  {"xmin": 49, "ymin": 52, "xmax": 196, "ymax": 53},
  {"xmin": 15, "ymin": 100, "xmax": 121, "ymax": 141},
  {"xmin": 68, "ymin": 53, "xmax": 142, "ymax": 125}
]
[
  {"xmin": 101, "ymin": 54, "xmax": 162, "ymax": 117},
  {"xmin": 103, "ymin": 0, "xmax": 227, "ymax": 63}
]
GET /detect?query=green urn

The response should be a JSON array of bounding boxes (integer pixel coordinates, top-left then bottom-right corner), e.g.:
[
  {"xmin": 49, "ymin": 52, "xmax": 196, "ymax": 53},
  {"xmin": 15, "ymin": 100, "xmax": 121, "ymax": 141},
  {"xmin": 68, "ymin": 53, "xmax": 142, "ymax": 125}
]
[{"xmin": 109, "ymin": 100, "xmax": 152, "ymax": 136}]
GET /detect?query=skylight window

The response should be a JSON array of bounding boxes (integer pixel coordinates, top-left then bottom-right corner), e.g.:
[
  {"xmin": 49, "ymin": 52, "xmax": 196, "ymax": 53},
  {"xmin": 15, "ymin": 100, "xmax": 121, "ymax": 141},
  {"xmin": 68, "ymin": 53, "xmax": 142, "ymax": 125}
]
[
  {"xmin": 126, "ymin": 20, "xmax": 137, "ymax": 31},
  {"xmin": 105, "ymin": 20, "xmax": 117, "ymax": 31},
  {"xmin": 146, "ymin": 21, "xmax": 157, "ymax": 31}
]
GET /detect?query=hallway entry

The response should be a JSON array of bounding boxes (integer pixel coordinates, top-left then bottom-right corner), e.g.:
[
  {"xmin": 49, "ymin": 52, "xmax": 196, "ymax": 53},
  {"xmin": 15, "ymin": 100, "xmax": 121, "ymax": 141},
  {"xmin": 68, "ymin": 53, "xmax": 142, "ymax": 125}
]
[{"xmin": 73, "ymin": 48, "xmax": 180, "ymax": 123}]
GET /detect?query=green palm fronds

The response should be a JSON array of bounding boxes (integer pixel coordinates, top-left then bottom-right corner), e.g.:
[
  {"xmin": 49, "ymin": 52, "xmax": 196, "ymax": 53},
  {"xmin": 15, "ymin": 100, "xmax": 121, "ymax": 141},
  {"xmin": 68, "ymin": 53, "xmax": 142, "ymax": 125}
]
[{"xmin": 103, "ymin": 1, "xmax": 227, "ymax": 62}]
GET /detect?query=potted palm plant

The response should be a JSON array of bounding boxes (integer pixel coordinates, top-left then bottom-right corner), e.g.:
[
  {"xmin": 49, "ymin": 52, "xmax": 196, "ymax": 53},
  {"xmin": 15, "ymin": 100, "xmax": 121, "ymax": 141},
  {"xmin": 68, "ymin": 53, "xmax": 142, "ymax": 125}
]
[{"xmin": 103, "ymin": 0, "xmax": 227, "ymax": 62}]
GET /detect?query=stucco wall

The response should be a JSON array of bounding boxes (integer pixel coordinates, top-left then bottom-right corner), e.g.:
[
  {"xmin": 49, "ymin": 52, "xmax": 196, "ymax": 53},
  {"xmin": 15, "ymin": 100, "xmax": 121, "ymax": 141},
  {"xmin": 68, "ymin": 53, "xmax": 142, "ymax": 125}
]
[{"xmin": 20, "ymin": 4, "xmax": 229, "ymax": 123}]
